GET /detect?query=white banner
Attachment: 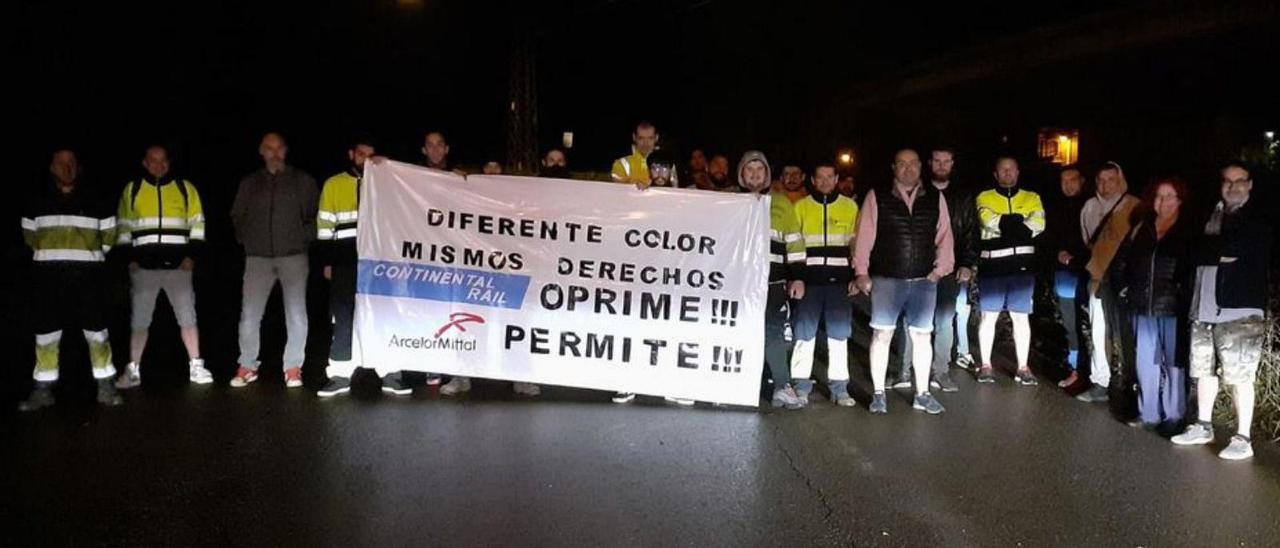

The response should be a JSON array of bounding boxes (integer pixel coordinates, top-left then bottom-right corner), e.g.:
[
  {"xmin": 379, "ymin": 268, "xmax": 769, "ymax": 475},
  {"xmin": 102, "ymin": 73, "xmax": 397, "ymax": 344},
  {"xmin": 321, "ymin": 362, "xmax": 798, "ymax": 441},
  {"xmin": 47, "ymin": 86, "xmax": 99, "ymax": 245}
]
[{"xmin": 354, "ymin": 161, "xmax": 769, "ymax": 406}]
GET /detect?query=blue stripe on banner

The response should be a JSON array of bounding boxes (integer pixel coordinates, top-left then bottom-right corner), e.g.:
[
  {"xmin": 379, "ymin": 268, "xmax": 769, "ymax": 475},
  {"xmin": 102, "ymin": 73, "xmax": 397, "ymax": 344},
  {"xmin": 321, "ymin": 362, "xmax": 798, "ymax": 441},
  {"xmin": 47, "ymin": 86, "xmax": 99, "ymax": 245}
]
[{"xmin": 357, "ymin": 260, "xmax": 530, "ymax": 310}]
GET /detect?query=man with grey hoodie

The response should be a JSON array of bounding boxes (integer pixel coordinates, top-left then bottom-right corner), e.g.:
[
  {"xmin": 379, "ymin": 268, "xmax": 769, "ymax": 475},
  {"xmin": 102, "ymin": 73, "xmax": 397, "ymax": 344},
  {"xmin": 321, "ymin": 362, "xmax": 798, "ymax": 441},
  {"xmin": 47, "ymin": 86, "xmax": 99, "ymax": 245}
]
[
  {"xmin": 229, "ymin": 132, "xmax": 318, "ymax": 388},
  {"xmin": 741, "ymin": 150, "xmax": 808, "ymax": 409}
]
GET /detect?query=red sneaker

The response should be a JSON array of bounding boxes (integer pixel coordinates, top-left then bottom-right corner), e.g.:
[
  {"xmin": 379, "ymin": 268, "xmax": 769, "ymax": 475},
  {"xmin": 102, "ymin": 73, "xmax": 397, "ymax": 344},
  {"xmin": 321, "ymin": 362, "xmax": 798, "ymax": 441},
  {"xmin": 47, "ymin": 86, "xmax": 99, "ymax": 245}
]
[
  {"xmin": 284, "ymin": 368, "xmax": 303, "ymax": 388},
  {"xmin": 230, "ymin": 367, "xmax": 259, "ymax": 388}
]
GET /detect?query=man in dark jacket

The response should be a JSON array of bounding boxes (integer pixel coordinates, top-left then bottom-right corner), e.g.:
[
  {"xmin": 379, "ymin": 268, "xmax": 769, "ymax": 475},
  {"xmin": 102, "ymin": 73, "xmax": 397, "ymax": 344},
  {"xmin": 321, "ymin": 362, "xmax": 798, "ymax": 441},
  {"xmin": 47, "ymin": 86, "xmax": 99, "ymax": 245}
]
[
  {"xmin": 1046, "ymin": 165, "xmax": 1092, "ymax": 388},
  {"xmin": 1171, "ymin": 163, "xmax": 1272, "ymax": 461},
  {"xmin": 229, "ymin": 133, "xmax": 318, "ymax": 388},
  {"xmin": 924, "ymin": 147, "xmax": 977, "ymax": 391}
]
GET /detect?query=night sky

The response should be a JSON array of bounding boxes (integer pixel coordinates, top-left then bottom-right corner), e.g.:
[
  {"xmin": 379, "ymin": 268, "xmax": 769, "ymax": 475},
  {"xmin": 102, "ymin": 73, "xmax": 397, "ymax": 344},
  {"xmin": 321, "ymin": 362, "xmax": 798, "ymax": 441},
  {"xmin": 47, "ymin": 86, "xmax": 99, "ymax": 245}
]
[{"xmin": 12, "ymin": 0, "xmax": 1279, "ymax": 199}]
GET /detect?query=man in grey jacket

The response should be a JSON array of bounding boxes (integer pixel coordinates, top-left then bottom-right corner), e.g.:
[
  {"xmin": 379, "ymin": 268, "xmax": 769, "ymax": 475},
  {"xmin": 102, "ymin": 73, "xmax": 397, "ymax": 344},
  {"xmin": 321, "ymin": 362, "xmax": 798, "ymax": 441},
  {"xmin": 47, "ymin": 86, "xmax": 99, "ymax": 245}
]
[{"xmin": 230, "ymin": 132, "xmax": 318, "ymax": 388}]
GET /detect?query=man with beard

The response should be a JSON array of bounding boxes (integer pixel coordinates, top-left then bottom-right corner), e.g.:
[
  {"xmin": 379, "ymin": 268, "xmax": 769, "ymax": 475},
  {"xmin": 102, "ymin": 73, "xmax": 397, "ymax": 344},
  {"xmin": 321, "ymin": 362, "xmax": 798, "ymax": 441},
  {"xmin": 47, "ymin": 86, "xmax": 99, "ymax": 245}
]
[
  {"xmin": 316, "ymin": 135, "xmax": 412, "ymax": 398},
  {"xmin": 699, "ymin": 153, "xmax": 736, "ymax": 192},
  {"xmin": 773, "ymin": 164, "xmax": 809, "ymax": 203}
]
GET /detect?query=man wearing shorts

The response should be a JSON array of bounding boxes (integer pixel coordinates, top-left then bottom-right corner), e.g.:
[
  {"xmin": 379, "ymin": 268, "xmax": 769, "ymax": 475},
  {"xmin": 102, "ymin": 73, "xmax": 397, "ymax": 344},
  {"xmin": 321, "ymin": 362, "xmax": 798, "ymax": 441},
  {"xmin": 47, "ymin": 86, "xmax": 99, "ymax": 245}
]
[
  {"xmin": 853, "ymin": 149, "xmax": 954, "ymax": 415},
  {"xmin": 1171, "ymin": 163, "xmax": 1271, "ymax": 461},
  {"xmin": 974, "ymin": 157, "xmax": 1045, "ymax": 386}
]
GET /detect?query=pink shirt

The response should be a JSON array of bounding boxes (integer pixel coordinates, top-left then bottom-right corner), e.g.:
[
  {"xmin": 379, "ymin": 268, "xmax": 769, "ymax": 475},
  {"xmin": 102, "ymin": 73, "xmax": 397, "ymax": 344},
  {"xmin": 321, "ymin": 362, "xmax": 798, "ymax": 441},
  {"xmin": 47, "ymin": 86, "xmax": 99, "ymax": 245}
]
[{"xmin": 853, "ymin": 183, "xmax": 955, "ymax": 279}]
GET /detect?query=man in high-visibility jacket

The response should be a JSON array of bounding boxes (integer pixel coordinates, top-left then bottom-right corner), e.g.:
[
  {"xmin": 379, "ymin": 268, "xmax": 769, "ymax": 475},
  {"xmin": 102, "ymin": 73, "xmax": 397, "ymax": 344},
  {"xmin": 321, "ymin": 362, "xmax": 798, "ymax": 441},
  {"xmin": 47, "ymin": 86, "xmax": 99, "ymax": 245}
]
[
  {"xmin": 741, "ymin": 150, "xmax": 808, "ymax": 409},
  {"xmin": 791, "ymin": 165, "xmax": 859, "ymax": 407},
  {"xmin": 19, "ymin": 149, "xmax": 122, "ymax": 410},
  {"xmin": 974, "ymin": 156, "xmax": 1046, "ymax": 386},
  {"xmin": 611, "ymin": 121, "xmax": 672, "ymax": 186},
  {"xmin": 315, "ymin": 136, "xmax": 412, "ymax": 398},
  {"xmin": 115, "ymin": 145, "xmax": 212, "ymax": 388}
]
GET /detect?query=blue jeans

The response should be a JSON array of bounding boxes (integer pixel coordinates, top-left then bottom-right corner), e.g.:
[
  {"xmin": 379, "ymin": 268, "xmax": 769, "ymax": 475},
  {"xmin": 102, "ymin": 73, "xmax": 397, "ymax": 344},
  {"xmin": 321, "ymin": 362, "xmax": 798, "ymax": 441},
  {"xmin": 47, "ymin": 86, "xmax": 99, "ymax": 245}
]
[
  {"xmin": 1133, "ymin": 315, "xmax": 1186, "ymax": 424},
  {"xmin": 1055, "ymin": 270, "xmax": 1085, "ymax": 370},
  {"xmin": 955, "ymin": 283, "xmax": 971, "ymax": 356}
]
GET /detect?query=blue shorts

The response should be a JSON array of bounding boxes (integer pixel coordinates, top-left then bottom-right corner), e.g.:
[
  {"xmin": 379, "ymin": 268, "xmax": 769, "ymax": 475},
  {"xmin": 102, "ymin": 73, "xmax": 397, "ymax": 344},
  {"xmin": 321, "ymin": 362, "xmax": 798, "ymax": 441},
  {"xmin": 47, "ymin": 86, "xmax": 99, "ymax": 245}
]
[
  {"xmin": 870, "ymin": 277, "xmax": 938, "ymax": 332},
  {"xmin": 978, "ymin": 274, "xmax": 1035, "ymax": 314}
]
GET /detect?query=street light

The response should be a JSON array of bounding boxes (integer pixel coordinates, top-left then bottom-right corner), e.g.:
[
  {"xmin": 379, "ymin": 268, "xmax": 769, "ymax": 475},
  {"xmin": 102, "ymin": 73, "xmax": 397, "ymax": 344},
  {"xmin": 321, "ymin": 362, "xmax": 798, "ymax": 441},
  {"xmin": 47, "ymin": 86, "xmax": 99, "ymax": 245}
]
[
  {"xmin": 838, "ymin": 150, "xmax": 854, "ymax": 166},
  {"xmin": 1267, "ymin": 131, "xmax": 1276, "ymax": 140}
]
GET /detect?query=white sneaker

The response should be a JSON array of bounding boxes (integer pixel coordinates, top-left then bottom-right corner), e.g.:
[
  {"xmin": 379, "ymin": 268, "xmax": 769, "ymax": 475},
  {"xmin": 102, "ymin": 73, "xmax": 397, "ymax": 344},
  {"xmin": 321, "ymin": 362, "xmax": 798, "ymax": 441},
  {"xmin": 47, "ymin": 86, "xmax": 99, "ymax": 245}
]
[
  {"xmin": 116, "ymin": 362, "xmax": 141, "ymax": 389},
  {"xmin": 440, "ymin": 376, "xmax": 472, "ymax": 396},
  {"xmin": 664, "ymin": 396, "xmax": 695, "ymax": 407},
  {"xmin": 1218, "ymin": 436, "xmax": 1254, "ymax": 461},
  {"xmin": 1171, "ymin": 422, "xmax": 1214, "ymax": 446},
  {"xmin": 189, "ymin": 359, "xmax": 214, "ymax": 385}
]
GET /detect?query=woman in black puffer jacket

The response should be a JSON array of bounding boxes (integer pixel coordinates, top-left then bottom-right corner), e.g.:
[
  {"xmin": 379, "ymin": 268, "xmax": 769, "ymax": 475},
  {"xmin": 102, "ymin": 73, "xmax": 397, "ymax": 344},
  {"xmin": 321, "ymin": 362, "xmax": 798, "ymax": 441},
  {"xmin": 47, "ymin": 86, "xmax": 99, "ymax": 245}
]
[{"xmin": 1113, "ymin": 177, "xmax": 1195, "ymax": 429}]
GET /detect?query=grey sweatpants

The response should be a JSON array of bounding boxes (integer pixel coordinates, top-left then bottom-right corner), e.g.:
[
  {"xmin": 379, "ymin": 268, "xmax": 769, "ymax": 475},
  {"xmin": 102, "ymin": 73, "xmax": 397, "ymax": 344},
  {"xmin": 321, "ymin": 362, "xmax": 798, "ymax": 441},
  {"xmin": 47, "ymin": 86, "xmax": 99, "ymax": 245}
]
[{"xmin": 238, "ymin": 254, "xmax": 309, "ymax": 370}]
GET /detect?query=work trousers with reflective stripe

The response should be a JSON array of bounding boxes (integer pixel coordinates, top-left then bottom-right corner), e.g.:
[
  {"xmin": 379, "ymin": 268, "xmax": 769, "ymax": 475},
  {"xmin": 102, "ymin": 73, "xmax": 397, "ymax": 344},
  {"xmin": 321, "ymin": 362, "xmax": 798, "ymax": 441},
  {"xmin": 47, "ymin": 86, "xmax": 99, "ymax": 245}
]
[{"xmin": 31, "ymin": 264, "xmax": 115, "ymax": 381}]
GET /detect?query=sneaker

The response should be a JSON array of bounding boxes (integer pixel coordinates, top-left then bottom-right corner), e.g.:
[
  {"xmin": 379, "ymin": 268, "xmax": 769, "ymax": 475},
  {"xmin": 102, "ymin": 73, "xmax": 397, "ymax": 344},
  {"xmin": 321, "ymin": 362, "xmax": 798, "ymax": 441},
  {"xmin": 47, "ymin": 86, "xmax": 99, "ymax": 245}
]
[
  {"xmin": 1015, "ymin": 368, "xmax": 1038, "ymax": 387},
  {"xmin": 229, "ymin": 367, "xmax": 259, "ymax": 388},
  {"xmin": 771, "ymin": 385, "xmax": 806, "ymax": 410},
  {"xmin": 612, "ymin": 392, "xmax": 636, "ymax": 404},
  {"xmin": 664, "ymin": 397, "xmax": 696, "ymax": 407},
  {"xmin": 425, "ymin": 374, "xmax": 443, "ymax": 386},
  {"xmin": 976, "ymin": 366, "xmax": 996, "ymax": 384},
  {"xmin": 1075, "ymin": 385, "xmax": 1109, "ymax": 403},
  {"xmin": 1057, "ymin": 371, "xmax": 1080, "ymax": 388},
  {"xmin": 793, "ymin": 379, "xmax": 814, "ymax": 401},
  {"xmin": 284, "ymin": 368, "xmax": 303, "ymax": 388},
  {"xmin": 830, "ymin": 382, "xmax": 856, "ymax": 407},
  {"xmin": 913, "ymin": 392, "xmax": 945, "ymax": 415},
  {"xmin": 955, "ymin": 353, "xmax": 975, "ymax": 371},
  {"xmin": 18, "ymin": 383, "xmax": 54, "ymax": 412},
  {"xmin": 440, "ymin": 376, "xmax": 472, "ymax": 396},
  {"xmin": 317, "ymin": 376, "xmax": 352, "ymax": 398},
  {"xmin": 513, "ymin": 382, "xmax": 541, "ymax": 397},
  {"xmin": 869, "ymin": 391, "xmax": 888, "ymax": 414},
  {"xmin": 1218, "ymin": 435, "xmax": 1254, "ymax": 461},
  {"xmin": 116, "ymin": 362, "xmax": 141, "ymax": 390},
  {"xmin": 96, "ymin": 379, "xmax": 123, "ymax": 407},
  {"xmin": 931, "ymin": 372, "xmax": 959, "ymax": 393},
  {"xmin": 381, "ymin": 373, "xmax": 413, "ymax": 396},
  {"xmin": 891, "ymin": 371, "xmax": 913, "ymax": 390},
  {"xmin": 1171, "ymin": 422, "xmax": 1214, "ymax": 446},
  {"xmin": 189, "ymin": 359, "xmax": 214, "ymax": 385}
]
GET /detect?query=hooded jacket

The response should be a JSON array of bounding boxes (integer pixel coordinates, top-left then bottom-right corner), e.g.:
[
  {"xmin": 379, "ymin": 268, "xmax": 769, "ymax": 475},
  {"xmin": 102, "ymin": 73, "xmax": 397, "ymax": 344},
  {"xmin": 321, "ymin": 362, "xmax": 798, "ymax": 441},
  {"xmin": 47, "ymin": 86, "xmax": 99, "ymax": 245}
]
[{"xmin": 738, "ymin": 151, "xmax": 804, "ymax": 284}]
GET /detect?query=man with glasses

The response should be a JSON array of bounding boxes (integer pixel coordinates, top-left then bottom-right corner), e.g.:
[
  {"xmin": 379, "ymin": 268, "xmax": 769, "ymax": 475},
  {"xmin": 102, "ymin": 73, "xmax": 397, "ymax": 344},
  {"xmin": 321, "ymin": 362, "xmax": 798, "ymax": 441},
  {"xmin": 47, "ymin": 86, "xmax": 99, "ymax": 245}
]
[{"xmin": 1172, "ymin": 164, "xmax": 1271, "ymax": 461}]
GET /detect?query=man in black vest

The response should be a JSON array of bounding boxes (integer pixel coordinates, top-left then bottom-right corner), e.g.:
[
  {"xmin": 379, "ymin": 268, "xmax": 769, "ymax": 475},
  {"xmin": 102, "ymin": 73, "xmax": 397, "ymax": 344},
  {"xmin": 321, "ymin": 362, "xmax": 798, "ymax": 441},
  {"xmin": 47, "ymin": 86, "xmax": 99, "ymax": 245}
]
[{"xmin": 853, "ymin": 149, "xmax": 955, "ymax": 415}]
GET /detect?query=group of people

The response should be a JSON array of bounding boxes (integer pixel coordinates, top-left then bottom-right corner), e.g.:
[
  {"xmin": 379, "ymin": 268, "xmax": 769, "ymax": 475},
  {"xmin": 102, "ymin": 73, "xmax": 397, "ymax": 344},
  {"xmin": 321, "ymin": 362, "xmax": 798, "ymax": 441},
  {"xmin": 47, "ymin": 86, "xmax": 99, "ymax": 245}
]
[{"xmin": 19, "ymin": 121, "xmax": 1270, "ymax": 461}]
